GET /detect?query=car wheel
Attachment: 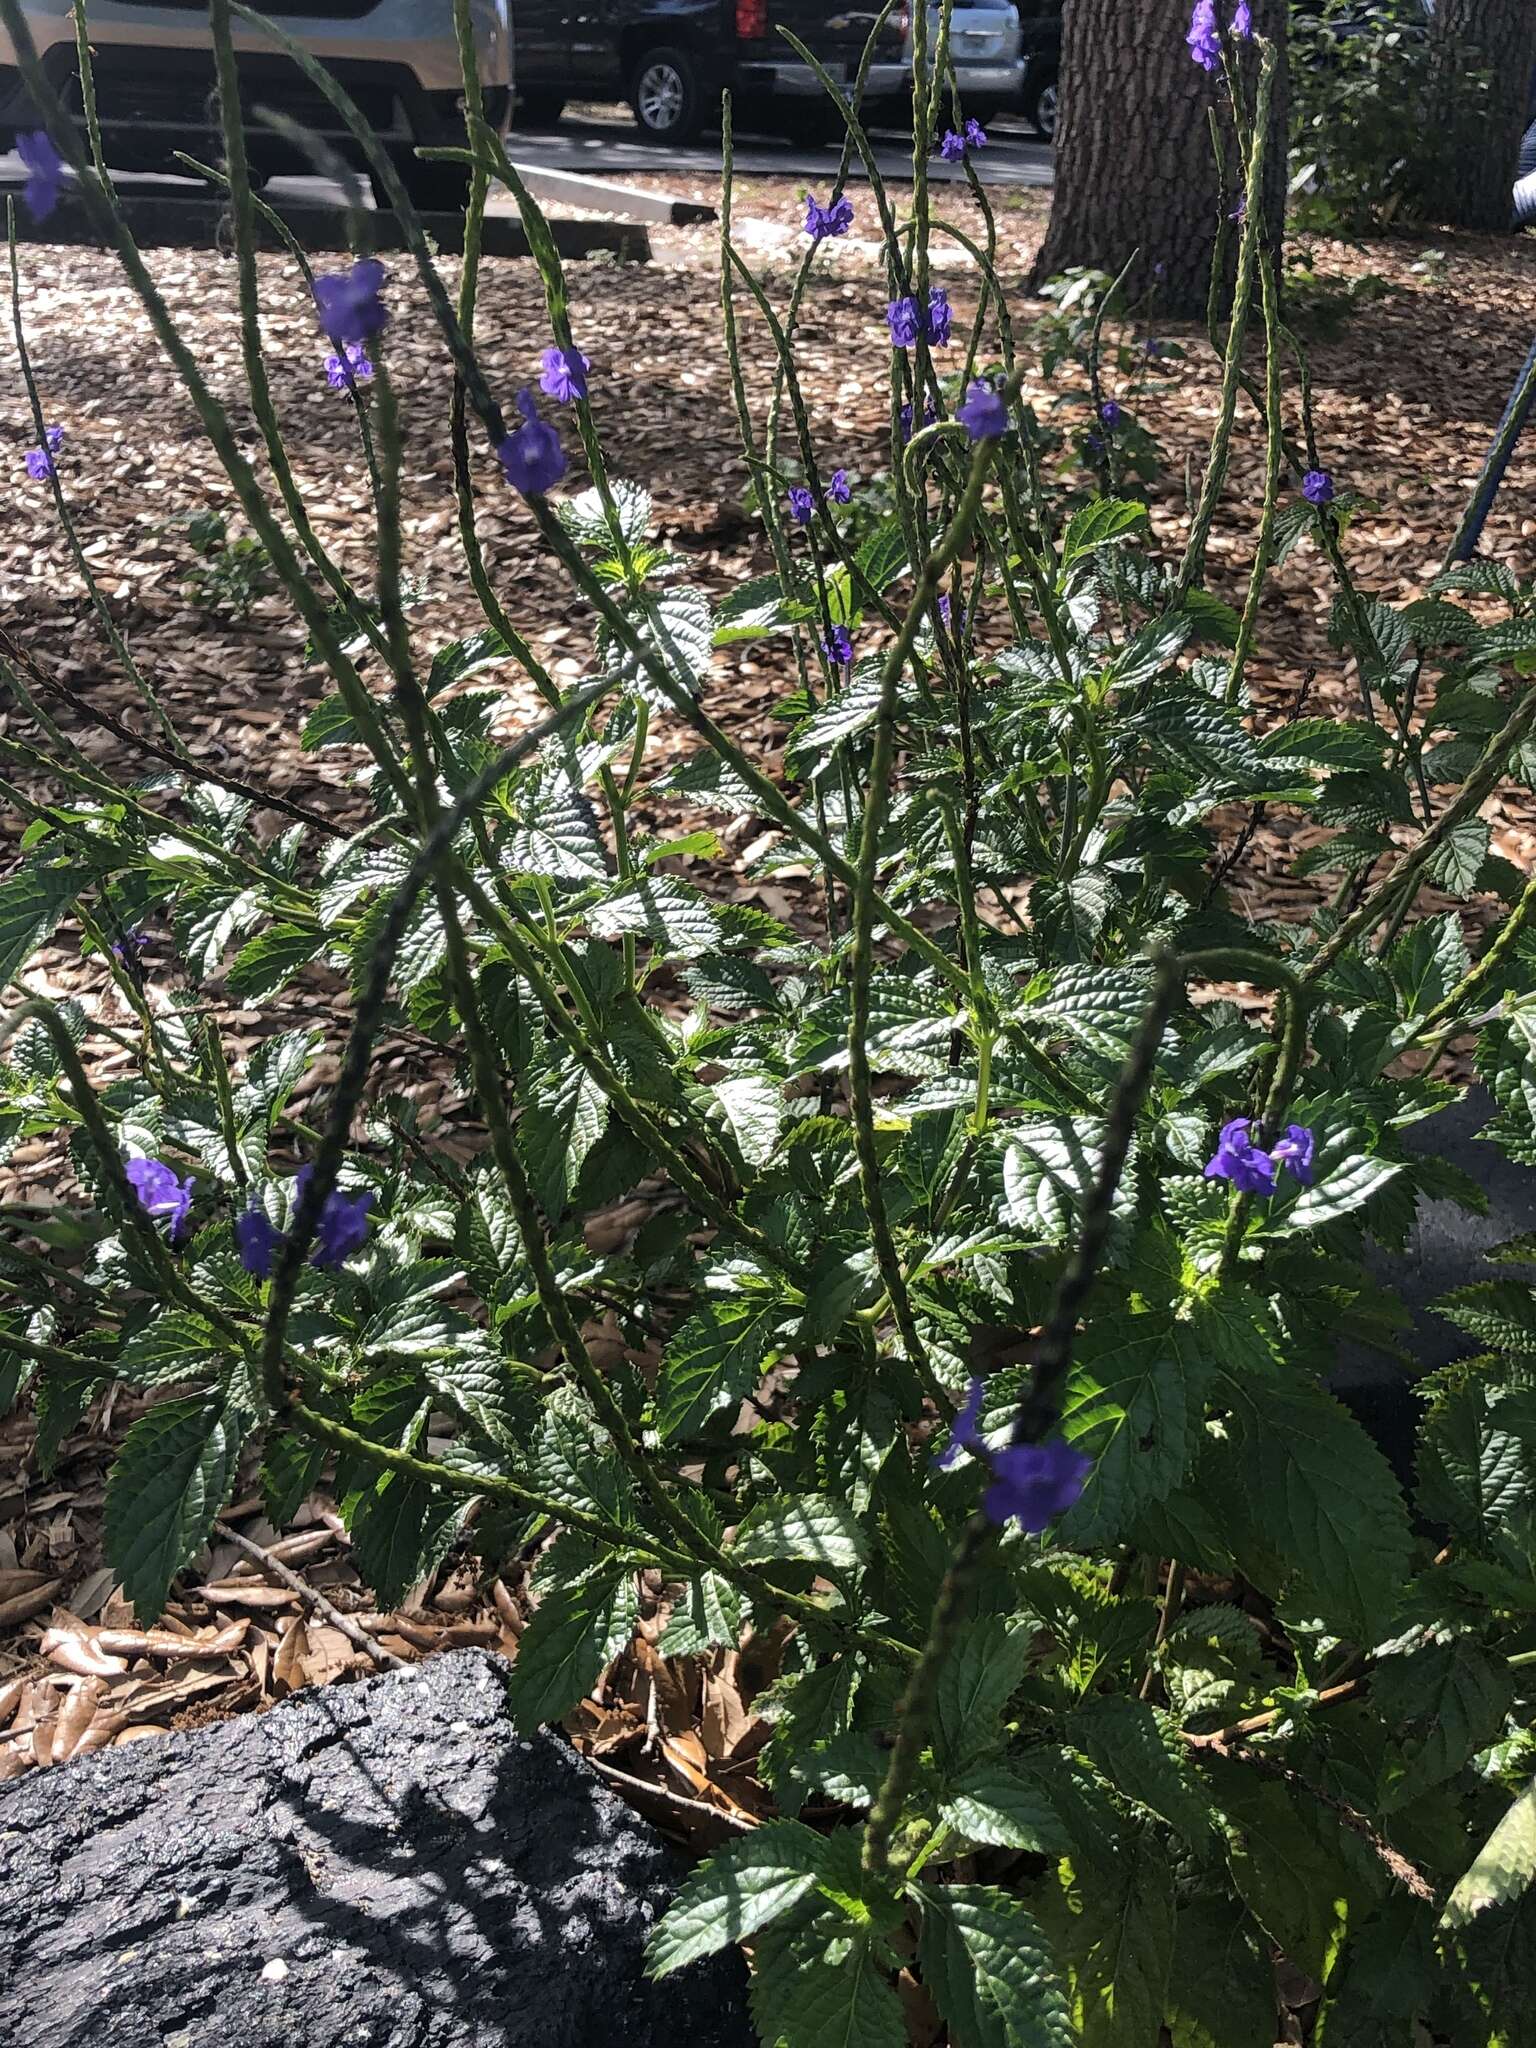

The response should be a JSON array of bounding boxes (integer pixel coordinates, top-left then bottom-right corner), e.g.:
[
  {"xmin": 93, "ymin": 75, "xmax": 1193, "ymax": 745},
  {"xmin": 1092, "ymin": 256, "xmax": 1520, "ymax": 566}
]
[
  {"xmin": 631, "ymin": 46, "xmax": 702, "ymax": 142},
  {"xmin": 1029, "ymin": 75, "xmax": 1058, "ymax": 142},
  {"xmin": 516, "ymin": 90, "xmax": 567, "ymax": 130}
]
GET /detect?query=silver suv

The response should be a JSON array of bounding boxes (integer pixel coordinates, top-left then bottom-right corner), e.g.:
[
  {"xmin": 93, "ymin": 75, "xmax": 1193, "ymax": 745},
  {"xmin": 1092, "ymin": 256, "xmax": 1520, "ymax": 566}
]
[{"xmin": 0, "ymin": 0, "xmax": 509, "ymax": 205}]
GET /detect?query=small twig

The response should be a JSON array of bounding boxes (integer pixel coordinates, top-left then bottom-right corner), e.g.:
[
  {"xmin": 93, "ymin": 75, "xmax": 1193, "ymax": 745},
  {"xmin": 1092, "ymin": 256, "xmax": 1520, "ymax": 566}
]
[
  {"xmin": 1198, "ymin": 1736, "xmax": 1436, "ymax": 1905},
  {"xmin": 582, "ymin": 1751, "xmax": 758, "ymax": 1836},
  {"xmin": 213, "ymin": 1518, "xmax": 407, "ymax": 1672}
]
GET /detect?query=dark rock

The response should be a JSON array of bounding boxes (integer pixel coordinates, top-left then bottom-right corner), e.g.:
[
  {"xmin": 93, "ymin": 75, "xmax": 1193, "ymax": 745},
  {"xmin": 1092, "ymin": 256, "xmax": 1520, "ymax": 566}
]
[
  {"xmin": 1332, "ymin": 1085, "xmax": 1536, "ymax": 1488},
  {"xmin": 0, "ymin": 1649, "xmax": 748, "ymax": 2048}
]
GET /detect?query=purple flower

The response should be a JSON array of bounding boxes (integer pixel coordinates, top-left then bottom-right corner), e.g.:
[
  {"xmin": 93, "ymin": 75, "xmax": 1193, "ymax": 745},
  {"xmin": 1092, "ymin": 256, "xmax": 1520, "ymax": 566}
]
[
  {"xmin": 1187, "ymin": 0, "xmax": 1221, "ymax": 69},
  {"xmin": 805, "ymin": 192, "xmax": 854, "ymax": 242},
  {"xmin": 821, "ymin": 625, "xmax": 854, "ymax": 668},
  {"xmin": 110, "ymin": 927, "xmax": 148, "ymax": 960},
  {"xmin": 926, "ymin": 287, "xmax": 953, "ymax": 346},
  {"xmin": 935, "ymin": 1377, "xmax": 985, "ymax": 1469},
  {"xmin": 984, "ymin": 1438, "xmax": 1092, "ymax": 1532},
  {"xmin": 887, "ymin": 296, "xmax": 922, "ymax": 349},
  {"xmin": 539, "ymin": 346, "xmax": 589, "ymax": 404},
  {"xmin": 17, "ymin": 130, "xmax": 65, "ymax": 223},
  {"xmin": 313, "ymin": 259, "xmax": 388, "ymax": 346},
  {"xmin": 1100, "ymin": 399, "xmax": 1123, "ymax": 428},
  {"xmin": 1143, "ymin": 336, "xmax": 1166, "ymax": 360},
  {"xmin": 24, "ymin": 444, "xmax": 57, "ymax": 482},
  {"xmin": 939, "ymin": 129, "xmax": 966, "ymax": 163},
  {"xmin": 787, "ymin": 484, "xmax": 815, "ymax": 524},
  {"xmin": 236, "ymin": 1207, "xmax": 281, "ymax": 1279},
  {"xmin": 324, "ymin": 341, "xmax": 374, "ymax": 391},
  {"xmin": 497, "ymin": 387, "xmax": 566, "ymax": 496},
  {"xmin": 1303, "ymin": 468, "xmax": 1335, "ymax": 507},
  {"xmin": 938, "ymin": 593, "xmax": 954, "ymax": 627},
  {"xmin": 125, "ymin": 1157, "xmax": 194, "ymax": 1242},
  {"xmin": 1084, "ymin": 431, "xmax": 1105, "ymax": 458},
  {"xmin": 900, "ymin": 400, "xmax": 937, "ymax": 441},
  {"xmin": 1229, "ymin": 193, "xmax": 1247, "ymax": 224},
  {"xmin": 1271, "ymin": 1124, "xmax": 1316, "ymax": 1186},
  {"xmin": 294, "ymin": 1165, "xmax": 376, "ymax": 1270},
  {"xmin": 964, "ymin": 117, "xmax": 987, "ymax": 150},
  {"xmin": 956, "ymin": 380, "xmax": 1008, "ymax": 441},
  {"xmin": 1204, "ymin": 1117, "xmax": 1278, "ymax": 1197},
  {"xmin": 1232, "ymin": 1, "xmax": 1253, "ymax": 35},
  {"xmin": 827, "ymin": 469, "xmax": 851, "ymax": 504}
]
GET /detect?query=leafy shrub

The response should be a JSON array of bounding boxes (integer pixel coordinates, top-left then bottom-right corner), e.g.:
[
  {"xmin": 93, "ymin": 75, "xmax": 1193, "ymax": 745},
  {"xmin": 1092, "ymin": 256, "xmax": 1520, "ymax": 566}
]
[
  {"xmin": 1289, "ymin": 0, "xmax": 1442, "ymax": 233},
  {"xmin": 3, "ymin": 2, "xmax": 1536, "ymax": 2043},
  {"xmin": 180, "ymin": 509, "xmax": 279, "ymax": 617}
]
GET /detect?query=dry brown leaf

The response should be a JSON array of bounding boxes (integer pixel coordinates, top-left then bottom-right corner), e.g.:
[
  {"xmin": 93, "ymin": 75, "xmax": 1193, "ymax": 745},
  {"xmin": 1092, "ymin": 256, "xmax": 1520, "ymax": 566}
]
[
  {"xmin": 52, "ymin": 1677, "xmax": 107, "ymax": 1763},
  {"xmin": 272, "ymin": 1615, "xmax": 309, "ymax": 1697},
  {"xmin": 40, "ymin": 1628, "xmax": 129, "ymax": 1678},
  {"xmin": 0, "ymin": 1579, "xmax": 62, "ymax": 1629}
]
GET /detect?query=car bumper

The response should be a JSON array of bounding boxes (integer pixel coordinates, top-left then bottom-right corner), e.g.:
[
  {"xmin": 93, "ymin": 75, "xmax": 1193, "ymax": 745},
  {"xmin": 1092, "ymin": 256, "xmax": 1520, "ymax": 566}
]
[
  {"xmin": 951, "ymin": 57, "xmax": 1024, "ymax": 101},
  {"xmin": 736, "ymin": 59, "xmax": 910, "ymax": 101}
]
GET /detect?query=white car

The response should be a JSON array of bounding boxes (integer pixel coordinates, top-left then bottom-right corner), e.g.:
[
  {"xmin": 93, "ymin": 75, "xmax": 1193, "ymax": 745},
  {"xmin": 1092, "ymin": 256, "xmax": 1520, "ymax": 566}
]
[
  {"xmin": 0, "ymin": 0, "xmax": 509, "ymax": 205},
  {"xmin": 907, "ymin": 0, "xmax": 1024, "ymax": 125}
]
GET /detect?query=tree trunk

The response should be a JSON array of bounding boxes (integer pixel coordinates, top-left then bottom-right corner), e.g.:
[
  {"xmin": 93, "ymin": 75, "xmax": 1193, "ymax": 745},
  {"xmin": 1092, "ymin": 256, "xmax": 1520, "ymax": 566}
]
[
  {"xmin": 1417, "ymin": 0, "xmax": 1536, "ymax": 231},
  {"xmin": 1031, "ymin": 0, "xmax": 1288, "ymax": 320}
]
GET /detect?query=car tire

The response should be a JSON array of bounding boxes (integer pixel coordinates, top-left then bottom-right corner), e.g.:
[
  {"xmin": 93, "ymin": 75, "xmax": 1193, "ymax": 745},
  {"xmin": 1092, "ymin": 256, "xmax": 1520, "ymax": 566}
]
[
  {"xmin": 631, "ymin": 46, "xmax": 702, "ymax": 142},
  {"xmin": 516, "ymin": 90, "xmax": 567, "ymax": 129},
  {"xmin": 1027, "ymin": 74, "xmax": 1058, "ymax": 142}
]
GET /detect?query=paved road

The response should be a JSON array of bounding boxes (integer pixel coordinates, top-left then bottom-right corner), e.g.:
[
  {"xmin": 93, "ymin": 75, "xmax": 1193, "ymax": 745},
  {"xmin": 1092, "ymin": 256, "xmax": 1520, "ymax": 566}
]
[{"xmin": 0, "ymin": 110, "xmax": 1052, "ymax": 215}]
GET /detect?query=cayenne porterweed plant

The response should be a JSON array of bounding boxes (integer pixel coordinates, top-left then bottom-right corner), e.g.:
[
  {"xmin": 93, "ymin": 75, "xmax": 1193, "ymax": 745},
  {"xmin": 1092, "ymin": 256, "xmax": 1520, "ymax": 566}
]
[{"xmin": 2, "ymin": 0, "xmax": 1536, "ymax": 2040}]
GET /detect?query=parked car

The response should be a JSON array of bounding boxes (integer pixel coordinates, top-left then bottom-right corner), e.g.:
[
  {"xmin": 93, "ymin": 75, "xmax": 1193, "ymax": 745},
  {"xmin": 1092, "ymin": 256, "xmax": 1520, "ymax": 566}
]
[
  {"xmin": 906, "ymin": 1, "xmax": 1023, "ymax": 126},
  {"xmin": 1016, "ymin": 0, "xmax": 1057, "ymax": 139},
  {"xmin": 511, "ymin": 0, "xmax": 909, "ymax": 142},
  {"xmin": 0, "ymin": 0, "xmax": 510, "ymax": 206}
]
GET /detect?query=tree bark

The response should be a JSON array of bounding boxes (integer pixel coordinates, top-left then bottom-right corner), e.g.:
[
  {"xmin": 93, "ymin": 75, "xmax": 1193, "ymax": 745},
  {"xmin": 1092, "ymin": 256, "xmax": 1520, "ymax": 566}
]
[
  {"xmin": 1417, "ymin": 0, "xmax": 1536, "ymax": 231},
  {"xmin": 1031, "ymin": 0, "xmax": 1288, "ymax": 320}
]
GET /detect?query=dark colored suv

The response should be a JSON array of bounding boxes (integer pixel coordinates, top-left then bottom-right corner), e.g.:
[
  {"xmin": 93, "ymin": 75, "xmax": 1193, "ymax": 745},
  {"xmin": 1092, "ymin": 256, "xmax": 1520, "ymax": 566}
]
[
  {"xmin": 1016, "ymin": 1, "xmax": 1058, "ymax": 139},
  {"xmin": 512, "ymin": 0, "xmax": 910, "ymax": 141}
]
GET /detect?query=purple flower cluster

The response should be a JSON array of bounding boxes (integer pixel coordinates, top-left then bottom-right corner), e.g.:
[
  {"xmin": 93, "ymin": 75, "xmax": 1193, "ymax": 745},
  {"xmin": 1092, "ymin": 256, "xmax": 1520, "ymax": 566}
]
[
  {"xmin": 18, "ymin": 130, "xmax": 65, "ymax": 223},
  {"xmin": 821, "ymin": 624, "xmax": 854, "ymax": 669},
  {"xmin": 313, "ymin": 259, "xmax": 389, "ymax": 346},
  {"xmin": 24, "ymin": 423, "xmax": 64, "ymax": 482},
  {"xmin": 900, "ymin": 400, "xmax": 938, "ymax": 442},
  {"xmin": 1099, "ymin": 399, "xmax": 1123, "ymax": 429},
  {"xmin": 938, "ymin": 117, "xmax": 987, "ymax": 161},
  {"xmin": 1203, "ymin": 1118, "xmax": 1315, "ymax": 1198},
  {"xmin": 805, "ymin": 192, "xmax": 854, "ymax": 242},
  {"xmin": 498, "ymin": 387, "xmax": 566, "ymax": 496},
  {"xmin": 539, "ymin": 346, "xmax": 589, "ymax": 404},
  {"xmin": 324, "ymin": 341, "xmax": 374, "ymax": 392},
  {"xmin": 1188, "ymin": 0, "xmax": 1252, "ymax": 68},
  {"xmin": 887, "ymin": 287, "xmax": 952, "ymax": 349},
  {"xmin": 126, "ymin": 1158, "xmax": 194, "ymax": 1242},
  {"xmin": 787, "ymin": 469, "xmax": 851, "ymax": 525},
  {"xmin": 237, "ymin": 1165, "xmax": 376, "ymax": 1278},
  {"xmin": 1303, "ymin": 468, "xmax": 1335, "ymax": 506},
  {"xmin": 937, "ymin": 1379, "xmax": 1092, "ymax": 1533},
  {"xmin": 956, "ymin": 380, "xmax": 1008, "ymax": 441}
]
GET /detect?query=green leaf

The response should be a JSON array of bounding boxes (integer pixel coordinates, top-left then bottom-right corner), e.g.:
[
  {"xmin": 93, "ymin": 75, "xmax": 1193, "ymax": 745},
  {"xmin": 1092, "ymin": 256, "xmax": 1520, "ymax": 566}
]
[
  {"xmin": 657, "ymin": 1294, "xmax": 788, "ymax": 1440},
  {"xmin": 1374, "ymin": 1637, "xmax": 1515, "ymax": 1810},
  {"xmin": 1166, "ymin": 1898, "xmax": 1276, "ymax": 2048},
  {"xmin": 585, "ymin": 877, "xmax": 722, "ymax": 955},
  {"xmin": 349, "ymin": 1473, "xmax": 467, "ymax": 1609},
  {"xmin": 1417, "ymin": 1372, "xmax": 1535, "ymax": 1542},
  {"xmin": 1073, "ymin": 1830, "xmax": 1176, "ymax": 2048},
  {"xmin": 0, "ymin": 860, "xmax": 86, "ymax": 986},
  {"xmin": 1436, "ymin": 1281, "xmax": 1536, "ymax": 1356},
  {"xmin": 1443, "ymin": 1782, "xmax": 1536, "ymax": 1929},
  {"xmin": 1061, "ymin": 497, "xmax": 1148, "ymax": 567},
  {"xmin": 1071, "ymin": 1695, "xmax": 1215, "ymax": 1847},
  {"xmin": 1055, "ymin": 1311, "xmax": 1215, "ymax": 1548},
  {"xmin": 1276, "ymin": 1148, "xmax": 1402, "ymax": 1233},
  {"xmin": 422, "ymin": 1337, "xmax": 533, "ymax": 1457},
  {"xmin": 647, "ymin": 1820, "xmax": 828, "ymax": 1975},
  {"xmin": 114, "ymin": 1310, "xmax": 225, "ymax": 1388},
  {"xmin": 224, "ymin": 924, "xmax": 323, "ymax": 999},
  {"xmin": 1213, "ymin": 1376, "xmax": 1411, "ymax": 1638},
  {"xmin": 939, "ymin": 1763, "xmax": 1071, "ymax": 1853},
  {"xmin": 427, "ymin": 625, "xmax": 517, "ymax": 695},
  {"xmin": 1000, "ymin": 1119, "xmax": 1138, "ymax": 1246},
  {"xmin": 262, "ymin": 1428, "xmax": 325, "ymax": 1528},
  {"xmin": 104, "ymin": 1394, "xmax": 241, "ymax": 1619},
  {"xmin": 503, "ymin": 1566, "xmax": 639, "ymax": 1732},
  {"xmin": 915, "ymin": 1883, "xmax": 1076, "ymax": 2048},
  {"xmin": 658, "ymin": 1570, "xmax": 743, "ymax": 1655},
  {"xmin": 1428, "ymin": 817, "xmax": 1492, "ymax": 897},
  {"xmin": 750, "ymin": 1918, "xmax": 906, "ymax": 2048},
  {"xmin": 560, "ymin": 478, "xmax": 653, "ymax": 549},
  {"xmin": 934, "ymin": 1613, "xmax": 1031, "ymax": 1773},
  {"xmin": 855, "ymin": 513, "xmax": 909, "ymax": 594},
  {"xmin": 1203, "ymin": 1754, "xmax": 1357, "ymax": 1979},
  {"xmin": 732, "ymin": 1495, "xmax": 867, "ymax": 1574}
]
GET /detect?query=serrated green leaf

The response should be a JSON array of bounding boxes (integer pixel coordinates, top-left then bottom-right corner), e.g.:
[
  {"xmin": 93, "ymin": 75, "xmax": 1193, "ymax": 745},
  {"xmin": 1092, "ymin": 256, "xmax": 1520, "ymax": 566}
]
[
  {"xmin": 585, "ymin": 876, "xmax": 722, "ymax": 954},
  {"xmin": 503, "ymin": 1566, "xmax": 639, "ymax": 1732},
  {"xmin": 1167, "ymin": 1897, "xmax": 1276, "ymax": 2048},
  {"xmin": 732, "ymin": 1494, "xmax": 867, "ymax": 1573},
  {"xmin": 0, "ymin": 860, "xmax": 86, "ymax": 987},
  {"xmin": 1055, "ymin": 1311, "xmax": 1214, "ymax": 1547},
  {"xmin": 750, "ymin": 1917, "xmax": 906, "ymax": 2048},
  {"xmin": 939, "ymin": 1763, "xmax": 1070, "ymax": 1853},
  {"xmin": 1074, "ymin": 1829, "xmax": 1175, "ymax": 2048},
  {"xmin": 224, "ymin": 923, "xmax": 323, "ymax": 999},
  {"xmin": 114, "ymin": 1310, "xmax": 225, "ymax": 1388},
  {"xmin": 1072, "ymin": 1695, "xmax": 1215, "ymax": 1846},
  {"xmin": 104, "ymin": 1394, "xmax": 241, "ymax": 1619},
  {"xmin": 1443, "ymin": 1781, "xmax": 1536, "ymax": 1929},
  {"xmin": 1000, "ymin": 1119, "xmax": 1138, "ymax": 1245},
  {"xmin": 657, "ymin": 1294, "xmax": 788, "ymax": 1440},
  {"xmin": 349, "ymin": 1472, "xmax": 467, "ymax": 1610},
  {"xmin": 934, "ymin": 1614, "xmax": 1030, "ymax": 1772},
  {"xmin": 915, "ymin": 1883, "xmax": 1076, "ymax": 2048},
  {"xmin": 1061, "ymin": 497, "xmax": 1148, "ymax": 566},
  {"xmin": 647, "ymin": 1820, "xmax": 828, "ymax": 1975},
  {"xmin": 658, "ymin": 1570, "xmax": 743, "ymax": 1655},
  {"xmin": 1374, "ymin": 1637, "xmax": 1514, "ymax": 1810}
]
